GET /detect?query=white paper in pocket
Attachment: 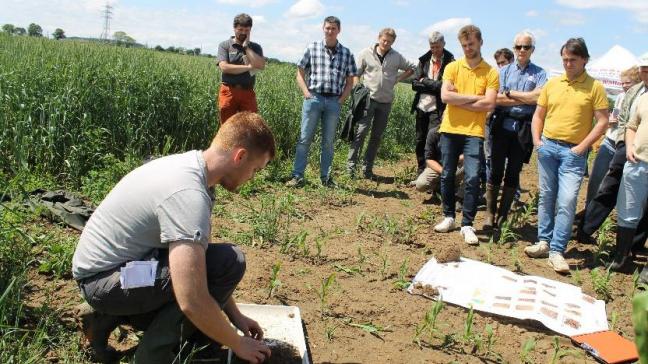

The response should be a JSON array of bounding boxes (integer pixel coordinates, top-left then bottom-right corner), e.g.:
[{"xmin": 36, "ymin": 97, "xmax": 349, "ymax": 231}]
[{"xmin": 119, "ymin": 261, "xmax": 158, "ymax": 289}]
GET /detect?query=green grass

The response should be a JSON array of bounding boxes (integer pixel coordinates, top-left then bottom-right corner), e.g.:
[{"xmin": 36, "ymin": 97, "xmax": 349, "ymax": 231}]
[
  {"xmin": 0, "ymin": 32, "xmax": 419, "ymax": 362},
  {"xmin": 0, "ymin": 34, "xmax": 416, "ymax": 190}
]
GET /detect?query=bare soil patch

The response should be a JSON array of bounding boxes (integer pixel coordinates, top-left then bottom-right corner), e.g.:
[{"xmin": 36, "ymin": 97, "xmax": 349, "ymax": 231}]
[{"xmin": 24, "ymin": 154, "xmax": 640, "ymax": 363}]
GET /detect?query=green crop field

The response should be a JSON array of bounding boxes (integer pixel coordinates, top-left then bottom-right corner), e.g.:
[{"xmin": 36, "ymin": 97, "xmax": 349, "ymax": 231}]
[{"xmin": 0, "ymin": 34, "xmax": 418, "ymax": 363}]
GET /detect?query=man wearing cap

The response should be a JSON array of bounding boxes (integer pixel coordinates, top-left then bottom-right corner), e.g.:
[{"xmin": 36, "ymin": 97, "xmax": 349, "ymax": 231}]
[{"xmin": 217, "ymin": 13, "xmax": 265, "ymax": 124}]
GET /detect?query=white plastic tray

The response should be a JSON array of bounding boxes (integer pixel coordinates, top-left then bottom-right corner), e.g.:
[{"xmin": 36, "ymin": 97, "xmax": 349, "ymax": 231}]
[{"xmin": 227, "ymin": 304, "xmax": 309, "ymax": 364}]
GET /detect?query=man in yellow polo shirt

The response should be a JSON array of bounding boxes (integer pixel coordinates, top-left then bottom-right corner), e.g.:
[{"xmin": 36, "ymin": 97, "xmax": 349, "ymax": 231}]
[
  {"xmin": 433, "ymin": 24, "xmax": 499, "ymax": 245},
  {"xmin": 525, "ymin": 38, "xmax": 609, "ymax": 273}
]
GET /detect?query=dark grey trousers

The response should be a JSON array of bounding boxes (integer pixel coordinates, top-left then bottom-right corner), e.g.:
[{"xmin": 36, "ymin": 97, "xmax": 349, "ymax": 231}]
[
  {"xmin": 347, "ymin": 99, "xmax": 393, "ymax": 175},
  {"xmin": 78, "ymin": 243, "xmax": 246, "ymax": 364}
]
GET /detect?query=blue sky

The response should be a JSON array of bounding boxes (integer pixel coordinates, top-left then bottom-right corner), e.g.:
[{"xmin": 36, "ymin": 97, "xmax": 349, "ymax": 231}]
[{"xmin": 2, "ymin": 0, "xmax": 647, "ymax": 71}]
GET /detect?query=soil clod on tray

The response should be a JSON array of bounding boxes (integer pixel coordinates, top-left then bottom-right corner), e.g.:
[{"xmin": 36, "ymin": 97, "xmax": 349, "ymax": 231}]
[
  {"xmin": 230, "ymin": 338, "xmax": 301, "ymax": 364},
  {"xmin": 433, "ymin": 243, "xmax": 461, "ymax": 263}
]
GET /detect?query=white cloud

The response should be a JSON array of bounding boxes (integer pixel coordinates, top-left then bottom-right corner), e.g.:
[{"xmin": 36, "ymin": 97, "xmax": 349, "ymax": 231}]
[
  {"xmin": 252, "ymin": 15, "xmax": 266, "ymax": 24},
  {"xmin": 526, "ymin": 10, "xmax": 539, "ymax": 17},
  {"xmin": 216, "ymin": 0, "xmax": 277, "ymax": 7},
  {"xmin": 556, "ymin": 0, "xmax": 648, "ymax": 24},
  {"xmin": 420, "ymin": 17, "xmax": 471, "ymax": 38},
  {"xmin": 285, "ymin": 0, "xmax": 325, "ymax": 19},
  {"xmin": 524, "ymin": 28, "xmax": 548, "ymax": 40},
  {"xmin": 554, "ymin": 11, "xmax": 586, "ymax": 26},
  {"xmin": 393, "ymin": 0, "xmax": 410, "ymax": 6}
]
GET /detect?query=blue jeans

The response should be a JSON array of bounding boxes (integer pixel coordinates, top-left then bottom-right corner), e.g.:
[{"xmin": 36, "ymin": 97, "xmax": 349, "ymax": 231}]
[
  {"xmin": 537, "ymin": 137, "xmax": 587, "ymax": 253},
  {"xmin": 586, "ymin": 137, "xmax": 616, "ymax": 204},
  {"xmin": 440, "ymin": 133, "xmax": 483, "ymax": 226},
  {"xmin": 617, "ymin": 160, "xmax": 648, "ymax": 229},
  {"xmin": 292, "ymin": 93, "xmax": 341, "ymax": 181}
]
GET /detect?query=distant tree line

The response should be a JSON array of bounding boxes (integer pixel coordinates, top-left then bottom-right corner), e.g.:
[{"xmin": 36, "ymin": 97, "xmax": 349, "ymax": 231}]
[
  {"xmin": 1, "ymin": 23, "xmax": 65, "ymax": 39},
  {"xmin": 2, "ymin": 22, "xmax": 292, "ymax": 64}
]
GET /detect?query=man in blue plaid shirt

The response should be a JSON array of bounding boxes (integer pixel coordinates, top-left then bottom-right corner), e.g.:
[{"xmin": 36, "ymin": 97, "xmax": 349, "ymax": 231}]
[{"xmin": 287, "ymin": 15, "xmax": 357, "ymax": 187}]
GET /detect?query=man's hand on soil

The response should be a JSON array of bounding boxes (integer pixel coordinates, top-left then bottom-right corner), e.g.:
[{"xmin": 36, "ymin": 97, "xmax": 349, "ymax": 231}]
[
  {"xmin": 231, "ymin": 313, "xmax": 264, "ymax": 340},
  {"xmin": 233, "ymin": 336, "xmax": 271, "ymax": 364}
]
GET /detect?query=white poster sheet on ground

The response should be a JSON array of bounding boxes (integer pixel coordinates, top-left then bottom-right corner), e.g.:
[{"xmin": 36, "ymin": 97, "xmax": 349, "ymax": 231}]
[{"xmin": 408, "ymin": 257, "xmax": 608, "ymax": 337}]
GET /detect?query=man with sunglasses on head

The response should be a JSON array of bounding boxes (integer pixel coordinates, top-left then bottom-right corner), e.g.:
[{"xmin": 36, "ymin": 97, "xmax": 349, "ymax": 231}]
[{"xmin": 483, "ymin": 32, "xmax": 546, "ymax": 233}]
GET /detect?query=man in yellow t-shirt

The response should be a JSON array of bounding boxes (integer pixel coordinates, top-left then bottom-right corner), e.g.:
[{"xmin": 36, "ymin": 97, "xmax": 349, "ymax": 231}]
[
  {"xmin": 525, "ymin": 38, "xmax": 609, "ymax": 273},
  {"xmin": 432, "ymin": 24, "xmax": 499, "ymax": 246}
]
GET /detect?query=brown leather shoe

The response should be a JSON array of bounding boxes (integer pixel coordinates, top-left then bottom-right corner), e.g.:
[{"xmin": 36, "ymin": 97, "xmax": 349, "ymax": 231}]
[{"xmin": 75, "ymin": 302, "xmax": 121, "ymax": 363}]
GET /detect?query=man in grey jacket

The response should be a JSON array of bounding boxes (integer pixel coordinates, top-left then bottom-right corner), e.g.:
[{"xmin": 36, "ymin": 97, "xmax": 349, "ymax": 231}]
[{"xmin": 347, "ymin": 28, "xmax": 414, "ymax": 179}]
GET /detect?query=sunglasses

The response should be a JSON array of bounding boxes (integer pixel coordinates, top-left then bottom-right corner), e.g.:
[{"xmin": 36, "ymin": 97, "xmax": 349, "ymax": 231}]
[{"xmin": 514, "ymin": 45, "xmax": 533, "ymax": 51}]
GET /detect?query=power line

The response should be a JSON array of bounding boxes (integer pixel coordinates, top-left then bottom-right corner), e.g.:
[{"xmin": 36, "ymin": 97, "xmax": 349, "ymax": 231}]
[{"xmin": 99, "ymin": 3, "xmax": 113, "ymax": 42}]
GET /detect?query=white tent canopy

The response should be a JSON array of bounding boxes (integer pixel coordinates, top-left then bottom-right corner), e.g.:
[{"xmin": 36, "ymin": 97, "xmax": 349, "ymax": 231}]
[{"xmin": 587, "ymin": 45, "xmax": 639, "ymax": 95}]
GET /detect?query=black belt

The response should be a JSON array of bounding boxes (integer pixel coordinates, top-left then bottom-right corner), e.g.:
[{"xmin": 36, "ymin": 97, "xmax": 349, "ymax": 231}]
[
  {"xmin": 319, "ymin": 92, "xmax": 340, "ymax": 97},
  {"xmin": 223, "ymin": 83, "xmax": 253, "ymax": 90}
]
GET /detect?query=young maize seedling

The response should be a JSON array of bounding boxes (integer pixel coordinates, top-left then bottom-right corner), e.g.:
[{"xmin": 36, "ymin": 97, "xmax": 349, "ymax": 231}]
[
  {"xmin": 393, "ymin": 258, "xmax": 411, "ymax": 289},
  {"xmin": 347, "ymin": 321, "xmax": 391, "ymax": 341},
  {"xmin": 318, "ymin": 273, "xmax": 336, "ymax": 316},
  {"xmin": 549, "ymin": 336, "xmax": 582, "ymax": 364},
  {"xmin": 267, "ymin": 262, "xmax": 281, "ymax": 299},
  {"xmin": 519, "ymin": 337, "xmax": 536, "ymax": 364},
  {"xmin": 590, "ymin": 267, "xmax": 613, "ymax": 301}
]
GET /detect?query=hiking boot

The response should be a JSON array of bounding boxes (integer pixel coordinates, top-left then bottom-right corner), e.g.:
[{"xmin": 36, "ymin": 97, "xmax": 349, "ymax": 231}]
[
  {"xmin": 524, "ymin": 241, "xmax": 549, "ymax": 258},
  {"xmin": 548, "ymin": 252, "xmax": 570, "ymax": 273},
  {"xmin": 639, "ymin": 266, "xmax": 648, "ymax": 286},
  {"xmin": 575, "ymin": 228, "xmax": 596, "ymax": 245},
  {"xmin": 607, "ymin": 226, "xmax": 636, "ymax": 271},
  {"xmin": 75, "ymin": 302, "xmax": 121, "ymax": 363},
  {"xmin": 483, "ymin": 184, "xmax": 500, "ymax": 231},
  {"xmin": 285, "ymin": 177, "xmax": 304, "ymax": 188},
  {"xmin": 460, "ymin": 226, "xmax": 479, "ymax": 245},
  {"xmin": 363, "ymin": 171, "xmax": 378, "ymax": 181},
  {"xmin": 321, "ymin": 177, "xmax": 337, "ymax": 188},
  {"xmin": 434, "ymin": 217, "xmax": 455, "ymax": 233}
]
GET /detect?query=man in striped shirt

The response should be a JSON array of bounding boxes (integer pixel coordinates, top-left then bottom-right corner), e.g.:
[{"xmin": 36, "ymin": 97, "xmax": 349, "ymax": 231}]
[{"xmin": 287, "ymin": 16, "xmax": 357, "ymax": 187}]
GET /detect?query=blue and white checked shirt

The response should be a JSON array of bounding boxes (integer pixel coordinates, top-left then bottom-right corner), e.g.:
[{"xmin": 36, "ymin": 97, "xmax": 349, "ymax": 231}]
[
  {"xmin": 498, "ymin": 61, "xmax": 547, "ymax": 131},
  {"xmin": 297, "ymin": 40, "xmax": 357, "ymax": 96}
]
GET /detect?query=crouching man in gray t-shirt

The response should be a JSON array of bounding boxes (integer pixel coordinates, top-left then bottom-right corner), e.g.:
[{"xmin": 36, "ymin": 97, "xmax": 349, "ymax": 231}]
[{"xmin": 72, "ymin": 112, "xmax": 275, "ymax": 364}]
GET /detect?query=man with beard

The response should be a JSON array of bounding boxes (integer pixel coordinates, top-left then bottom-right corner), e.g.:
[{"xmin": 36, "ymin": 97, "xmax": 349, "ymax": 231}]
[
  {"xmin": 217, "ymin": 14, "xmax": 265, "ymax": 124},
  {"xmin": 73, "ymin": 112, "xmax": 275, "ymax": 363},
  {"xmin": 433, "ymin": 25, "xmax": 499, "ymax": 245}
]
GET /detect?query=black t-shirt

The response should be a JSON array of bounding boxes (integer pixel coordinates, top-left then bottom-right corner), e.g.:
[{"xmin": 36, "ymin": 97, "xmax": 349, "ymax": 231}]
[{"xmin": 217, "ymin": 37, "xmax": 263, "ymax": 88}]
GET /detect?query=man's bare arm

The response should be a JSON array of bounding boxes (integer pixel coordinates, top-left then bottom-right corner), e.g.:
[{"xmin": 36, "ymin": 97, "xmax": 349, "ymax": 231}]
[
  {"xmin": 531, "ymin": 105, "xmax": 547, "ymax": 146},
  {"xmin": 426, "ymin": 159, "xmax": 443, "ymax": 174},
  {"xmin": 441, "ymin": 79, "xmax": 480, "ymax": 106},
  {"xmin": 169, "ymin": 242, "xmax": 270, "ymax": 363},
  {"xmin": 339, "ymin": 75, "xmax": 354, "ymax": 104},
  {"xmin": 572, "ymin": 109, "xmax": 609, "ymax": 155},
  {"xmin": 296, "ymin": 68, "xmax": 312, "ymax": 98},
  {"xmin": 459, "ymin": 89, "xmax": 497, "ymax": 112},
  {"xmin": 397, "ymin": 68, "xmax": 414, "ymax": 83},
  {"xmin": 219, "ymin": 61, "xmax": 253, "ymax": 75},
  {"xmin": 244, "ymin": 47, "xmax": 265, "ymax": 70}
]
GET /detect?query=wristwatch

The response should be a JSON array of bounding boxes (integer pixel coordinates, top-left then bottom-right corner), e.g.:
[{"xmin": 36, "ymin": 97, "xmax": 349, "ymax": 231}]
[{"xmin": 505, "ymin": 90, "xmax": 511, "ymax": 98}]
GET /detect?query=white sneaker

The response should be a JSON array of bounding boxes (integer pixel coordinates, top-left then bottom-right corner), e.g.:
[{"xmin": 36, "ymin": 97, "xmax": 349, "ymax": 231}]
[
  {"xmin": 460, "ymin": 226, "xmax": 479, "ymax": 245},
  {"xmin": 434, "ymin": 217, "xmax": 455, "ymax": 233},
  {"xmin": 524, "ymin": 241, "xmax": 549, "ymax": 258},
  {"xmin": 548, "ymin": 252, "xmax": 570, "ymax": 273}
]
